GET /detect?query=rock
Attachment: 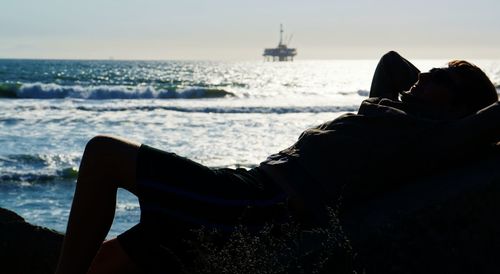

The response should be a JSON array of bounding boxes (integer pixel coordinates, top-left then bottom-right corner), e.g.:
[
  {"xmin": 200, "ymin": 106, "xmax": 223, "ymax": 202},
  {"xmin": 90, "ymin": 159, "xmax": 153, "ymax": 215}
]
[
  {"xmin": 0, "ymin": 207, "xmax": 64, "ymax": 274},
  {"xmin": 340, "ymin": 153, "xmax": 500, "ymax": 274},
  {"xmin": 2, "ymin": 153, "xmax": 500, "ymax": 274}
]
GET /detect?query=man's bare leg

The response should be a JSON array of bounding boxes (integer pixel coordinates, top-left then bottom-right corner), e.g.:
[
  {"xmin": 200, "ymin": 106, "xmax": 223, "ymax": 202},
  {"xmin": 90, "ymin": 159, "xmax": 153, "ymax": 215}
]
[
  {"xmin": 87, "ymin": 239, "xmax": 142, "ymax": 274},
  {"xmin": 55, "ymin": 135, "xmax": 141, "ymax": 274}
]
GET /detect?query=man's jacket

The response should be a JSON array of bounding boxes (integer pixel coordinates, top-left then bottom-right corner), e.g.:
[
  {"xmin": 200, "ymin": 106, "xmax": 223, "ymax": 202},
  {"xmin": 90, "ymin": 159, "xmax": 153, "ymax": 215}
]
[{"xmin": 263, "ymin": 97, "xmax": 500, "ymax": 213}]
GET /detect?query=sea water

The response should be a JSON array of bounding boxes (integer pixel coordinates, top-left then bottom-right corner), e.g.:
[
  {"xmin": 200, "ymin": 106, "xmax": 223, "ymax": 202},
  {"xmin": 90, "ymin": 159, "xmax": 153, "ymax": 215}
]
[{"xmin": 1, "ymin": 59, "xmax": 499, "ymax": 238}]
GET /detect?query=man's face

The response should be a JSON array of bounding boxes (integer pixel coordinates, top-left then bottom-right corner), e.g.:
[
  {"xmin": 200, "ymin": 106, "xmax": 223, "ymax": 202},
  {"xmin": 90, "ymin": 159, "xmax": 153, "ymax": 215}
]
[{"xmin": 407, "ymin": 67, "xmax": 460, "ymax": 107}]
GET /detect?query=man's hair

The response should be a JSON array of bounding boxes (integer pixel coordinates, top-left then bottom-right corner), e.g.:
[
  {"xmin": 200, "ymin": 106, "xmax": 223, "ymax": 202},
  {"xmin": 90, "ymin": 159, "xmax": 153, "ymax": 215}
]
[{"xmin": 447, "ymin": 60, "xmax": 498, "ymax": 114}]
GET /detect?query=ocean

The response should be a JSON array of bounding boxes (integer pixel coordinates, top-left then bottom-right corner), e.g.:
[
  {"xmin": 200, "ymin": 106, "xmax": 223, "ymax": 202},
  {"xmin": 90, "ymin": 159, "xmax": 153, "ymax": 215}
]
[{"xmin": 1, "ymin": 58, "xmax": 499, "ymax": 238}]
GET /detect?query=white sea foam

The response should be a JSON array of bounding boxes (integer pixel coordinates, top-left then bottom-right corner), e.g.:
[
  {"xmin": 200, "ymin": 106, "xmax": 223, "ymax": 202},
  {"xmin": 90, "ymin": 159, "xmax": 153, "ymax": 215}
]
[{"xmin": 15, "ymin": 83, "xmax": 234, "ymax": 99}]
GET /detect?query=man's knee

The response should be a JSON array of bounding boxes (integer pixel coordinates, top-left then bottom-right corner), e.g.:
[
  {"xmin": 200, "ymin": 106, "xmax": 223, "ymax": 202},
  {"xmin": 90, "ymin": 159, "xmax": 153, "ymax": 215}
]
[
  {"xmin": 79, "ymin": 136, "xmax": 122, "ymax": 183},
  {"xmin": 80, "ymin": 135, "xmax": 140, "ymax": 191},
  {"xmin": 85, "ymin": 135, "xmax": 121, "ymax": 157},
  {"xmin": 83, "ymin": 135, "xmax": 139, "ymax": 162}
]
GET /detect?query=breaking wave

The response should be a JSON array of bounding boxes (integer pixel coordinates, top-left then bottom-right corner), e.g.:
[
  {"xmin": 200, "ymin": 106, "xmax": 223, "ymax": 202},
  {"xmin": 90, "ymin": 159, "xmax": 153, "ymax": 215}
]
[
  {"xmin": 0, "ymin": 154, "xmax": 79, "ymax": 183},
  {"xmin": 0, "ymin": 168, "xmax": 78, "ymax": 184},
  {"xmin": 0, "ymin": 82, "xmax": 235, "ymax": 99},
  {"xmin": 74, "ymin": 105, "xmax": 359, "ymax": 114},
  {"xmin": 9, "ymin": 104, "xmax": 359, "ymax": 114}
]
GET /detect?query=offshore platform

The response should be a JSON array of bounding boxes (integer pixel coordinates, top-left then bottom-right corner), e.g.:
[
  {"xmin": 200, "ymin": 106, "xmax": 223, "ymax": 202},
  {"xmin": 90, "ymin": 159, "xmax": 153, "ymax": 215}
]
[{"xmin": 263, "ymin": 24, "xmax": 297, "ymax": 62}]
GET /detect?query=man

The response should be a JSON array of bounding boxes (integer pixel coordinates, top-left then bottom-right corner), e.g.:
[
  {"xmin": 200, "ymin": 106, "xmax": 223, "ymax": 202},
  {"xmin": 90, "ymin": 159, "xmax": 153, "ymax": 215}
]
[{"xmin": 55, "ymin": 51, "xmax": 499, "ymax": 274}]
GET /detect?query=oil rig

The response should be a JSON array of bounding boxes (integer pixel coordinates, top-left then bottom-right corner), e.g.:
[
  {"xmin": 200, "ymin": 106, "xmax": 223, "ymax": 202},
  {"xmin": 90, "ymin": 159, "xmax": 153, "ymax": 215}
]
[{"xmin": 263, "ymin": 24, "xmax": 297, "ymax": 62}]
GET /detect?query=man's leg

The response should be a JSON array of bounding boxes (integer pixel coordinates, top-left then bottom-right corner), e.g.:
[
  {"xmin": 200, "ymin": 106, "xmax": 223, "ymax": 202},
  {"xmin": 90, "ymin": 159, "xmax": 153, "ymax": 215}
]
[
  {"xmin": 55, "ymin": 135, "xmax": 141, "ymax": 274},
  {"xmin": 369, "ymin": 51, "xmax": 420, "ymax": 100},
  {"xmin": 87, "ymin": 239, "xmax": 142, "ymax": 274}
]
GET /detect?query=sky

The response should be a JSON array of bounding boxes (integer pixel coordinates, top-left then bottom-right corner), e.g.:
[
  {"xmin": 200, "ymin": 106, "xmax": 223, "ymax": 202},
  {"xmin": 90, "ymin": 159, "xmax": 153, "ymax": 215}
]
[{"xmin": 1, "ymin": 0, "xmax": 499, "ymax": 60}]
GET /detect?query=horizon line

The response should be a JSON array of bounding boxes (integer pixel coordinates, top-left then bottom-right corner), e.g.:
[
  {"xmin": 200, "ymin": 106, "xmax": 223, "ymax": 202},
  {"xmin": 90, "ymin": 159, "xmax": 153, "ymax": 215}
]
[{"xmin": 2, "ymin": 57, "xmax": 500, "ymax": 62}]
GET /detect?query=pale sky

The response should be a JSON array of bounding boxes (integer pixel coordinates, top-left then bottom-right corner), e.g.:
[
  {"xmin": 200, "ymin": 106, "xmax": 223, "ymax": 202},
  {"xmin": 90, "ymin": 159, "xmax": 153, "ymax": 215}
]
[{"xmin": 1, "ymin": 0, "xmax": 499, "ymax": 60}]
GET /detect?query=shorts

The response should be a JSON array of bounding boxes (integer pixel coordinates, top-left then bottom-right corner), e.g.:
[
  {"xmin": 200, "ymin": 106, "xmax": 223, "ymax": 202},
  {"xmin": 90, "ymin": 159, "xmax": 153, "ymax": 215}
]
[{"xmin": 117, "ymin": 145, "xmax": 289, "ymax": 273}]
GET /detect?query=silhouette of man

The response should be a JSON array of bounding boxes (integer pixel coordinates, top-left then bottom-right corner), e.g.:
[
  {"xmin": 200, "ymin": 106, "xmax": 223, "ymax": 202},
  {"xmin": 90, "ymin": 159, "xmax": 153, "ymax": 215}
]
[{"xmin": 56, "ymin": 51, "xmax": 499, "ymax": 274}]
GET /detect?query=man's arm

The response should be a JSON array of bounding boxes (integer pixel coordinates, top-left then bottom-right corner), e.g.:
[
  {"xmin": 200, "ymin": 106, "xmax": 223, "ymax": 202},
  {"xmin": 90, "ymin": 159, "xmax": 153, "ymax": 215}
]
[
  {"xmin": 369, "ymin": 51, "xmax": 420, "ymax": 100},
  {"xmin": 426, "ymin": 102, "xmax": 500, "ymax": 147},
  {"xmin": 404, "ymin": 102, "xmax": 500, "ymax": 173}
]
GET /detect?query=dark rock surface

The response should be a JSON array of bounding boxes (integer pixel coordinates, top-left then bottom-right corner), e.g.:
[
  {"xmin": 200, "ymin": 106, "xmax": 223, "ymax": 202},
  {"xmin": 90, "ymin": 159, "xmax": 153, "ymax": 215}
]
[
  {"xmin": 340, "ymin": 154, "xmax": 500, "ymax": 274},
  {"xmin": 0, "ymin": 207, "xmax": 63, "ymax": 274},
  {"xmin": 1, "ymin": 155, "xmax": 500, "ymax": 273}
]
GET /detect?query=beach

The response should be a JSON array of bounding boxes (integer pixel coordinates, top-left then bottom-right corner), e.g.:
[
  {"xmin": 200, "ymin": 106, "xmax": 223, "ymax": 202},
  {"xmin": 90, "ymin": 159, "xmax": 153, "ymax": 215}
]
[{"xmin": 1, "ymin": 59, "xmax": 499, "ymax": 238}]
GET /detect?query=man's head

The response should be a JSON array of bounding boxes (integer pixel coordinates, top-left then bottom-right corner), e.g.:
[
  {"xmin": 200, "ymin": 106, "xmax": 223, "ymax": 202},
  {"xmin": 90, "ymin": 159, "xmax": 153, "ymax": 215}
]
[{"xmin": 401, "ymin": 60, "xmax": 498, "ymax": 119}]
